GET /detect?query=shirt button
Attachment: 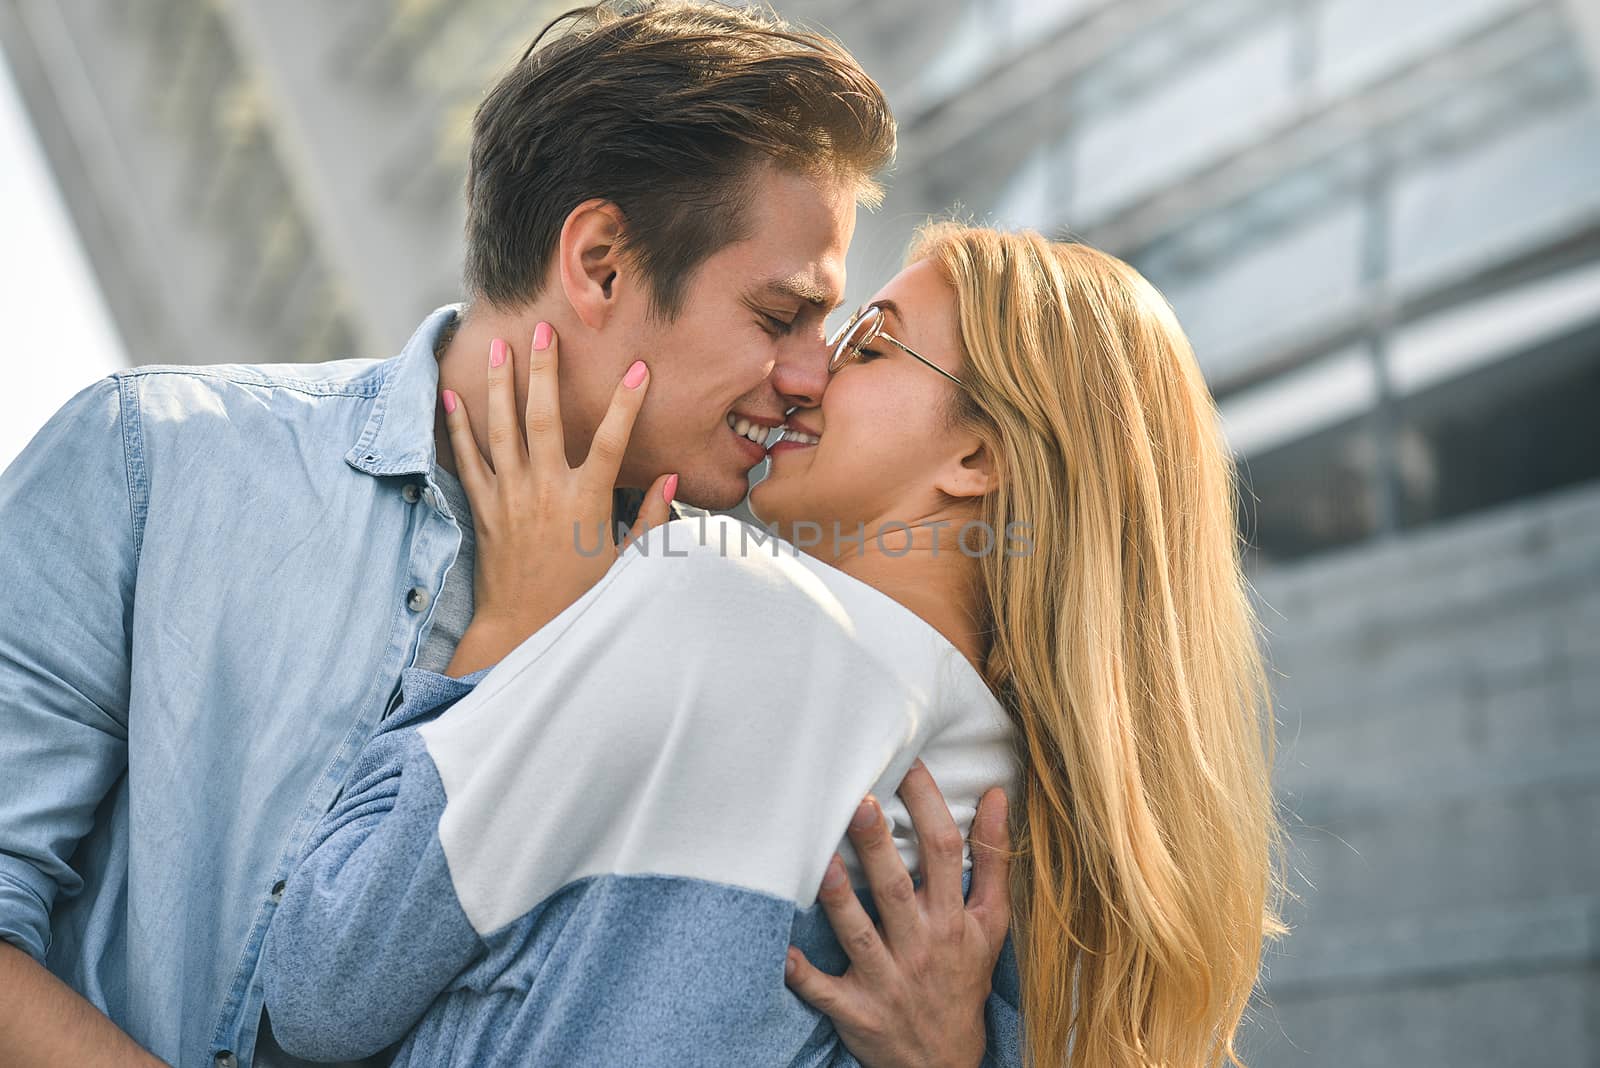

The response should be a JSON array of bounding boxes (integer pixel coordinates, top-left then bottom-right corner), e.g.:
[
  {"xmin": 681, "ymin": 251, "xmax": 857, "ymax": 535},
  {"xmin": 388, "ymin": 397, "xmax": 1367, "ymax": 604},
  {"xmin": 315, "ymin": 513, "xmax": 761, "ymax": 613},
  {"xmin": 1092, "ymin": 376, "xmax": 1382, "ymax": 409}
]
[
  {"xmin": 215, "ymin": 1052, "xmax": 237, "ymax": 1068},
  {"xmin": 406, "ymin": 587, "xmax": 430, "ymax": 613},
  {"xmin": 402, "ymin": 483, "xmax": 423, "ymax": 504},
  {"xmin": 270, "ymin": 879, "xmax": 286, "ymax": 902}
]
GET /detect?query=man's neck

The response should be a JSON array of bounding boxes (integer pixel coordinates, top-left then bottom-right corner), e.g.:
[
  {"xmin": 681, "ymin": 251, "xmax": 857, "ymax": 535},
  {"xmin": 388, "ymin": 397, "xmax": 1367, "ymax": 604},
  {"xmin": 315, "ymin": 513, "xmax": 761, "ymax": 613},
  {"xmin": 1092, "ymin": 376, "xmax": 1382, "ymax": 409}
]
[{"xmin": 431, "ymin": 301, "xmax": 560, "ymax": 479}]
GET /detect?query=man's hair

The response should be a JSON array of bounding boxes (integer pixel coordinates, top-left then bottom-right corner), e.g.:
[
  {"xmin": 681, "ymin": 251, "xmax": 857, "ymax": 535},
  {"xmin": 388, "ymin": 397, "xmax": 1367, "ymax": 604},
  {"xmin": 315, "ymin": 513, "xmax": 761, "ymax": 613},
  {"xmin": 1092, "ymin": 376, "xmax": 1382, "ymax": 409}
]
[{"xmin": 463, "ymin": 1, "xmax": 896, "ymax": 319}]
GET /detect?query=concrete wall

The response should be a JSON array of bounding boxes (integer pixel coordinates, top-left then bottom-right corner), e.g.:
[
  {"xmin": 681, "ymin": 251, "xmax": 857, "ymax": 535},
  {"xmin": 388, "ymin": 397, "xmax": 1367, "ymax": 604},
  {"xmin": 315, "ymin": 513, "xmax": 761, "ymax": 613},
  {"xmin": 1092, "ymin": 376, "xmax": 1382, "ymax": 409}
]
[{"xmin": 1243, "ymin": 480, "xmax": 1600, "ymax": 1065}]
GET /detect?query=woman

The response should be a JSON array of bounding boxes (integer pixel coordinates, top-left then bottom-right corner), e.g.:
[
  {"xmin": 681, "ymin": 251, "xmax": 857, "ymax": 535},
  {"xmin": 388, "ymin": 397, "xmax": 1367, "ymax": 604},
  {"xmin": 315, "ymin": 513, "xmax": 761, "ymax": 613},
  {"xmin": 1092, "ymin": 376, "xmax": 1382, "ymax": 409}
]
[{"xmin": 260, "ymin": 224, "xmax": 1285, "ymax": 1067}]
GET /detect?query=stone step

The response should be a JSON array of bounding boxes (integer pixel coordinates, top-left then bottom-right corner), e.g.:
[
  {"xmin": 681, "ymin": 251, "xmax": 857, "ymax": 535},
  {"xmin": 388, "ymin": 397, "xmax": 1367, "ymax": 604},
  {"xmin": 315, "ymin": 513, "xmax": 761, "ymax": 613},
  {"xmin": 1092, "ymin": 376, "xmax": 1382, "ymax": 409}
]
[{"xmin": 1280, "ymin": 771, "xmax": 1600, "ymax": 924}]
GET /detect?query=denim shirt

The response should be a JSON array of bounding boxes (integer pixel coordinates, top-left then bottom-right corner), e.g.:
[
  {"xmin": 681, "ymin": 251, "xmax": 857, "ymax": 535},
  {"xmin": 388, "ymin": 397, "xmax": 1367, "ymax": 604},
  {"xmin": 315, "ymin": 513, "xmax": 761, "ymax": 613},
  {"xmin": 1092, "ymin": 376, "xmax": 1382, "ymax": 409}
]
[{"xmin": 0, "ymin": 305, "xmax": 518, "ymax": 1067}]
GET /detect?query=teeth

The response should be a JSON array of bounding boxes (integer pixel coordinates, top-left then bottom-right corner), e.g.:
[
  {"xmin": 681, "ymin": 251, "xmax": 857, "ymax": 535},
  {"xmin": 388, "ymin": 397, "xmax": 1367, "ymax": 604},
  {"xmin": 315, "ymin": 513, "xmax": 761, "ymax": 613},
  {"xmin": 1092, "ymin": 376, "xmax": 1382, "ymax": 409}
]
[
  {"xmin": 725, "ymin": 413, "xmax": 819, "ymax": 446},
  {"xmin": 726, "ymin": 413, "xmax": 769, "ymax": 444}
]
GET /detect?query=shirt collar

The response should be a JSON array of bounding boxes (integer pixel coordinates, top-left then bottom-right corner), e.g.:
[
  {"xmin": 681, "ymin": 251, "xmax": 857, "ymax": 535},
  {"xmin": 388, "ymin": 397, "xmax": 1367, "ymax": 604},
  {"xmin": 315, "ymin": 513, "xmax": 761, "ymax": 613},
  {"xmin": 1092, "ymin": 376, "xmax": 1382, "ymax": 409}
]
[{"xmin": 345, "ymin": 303, "xmax": 463, "ymax": 478}]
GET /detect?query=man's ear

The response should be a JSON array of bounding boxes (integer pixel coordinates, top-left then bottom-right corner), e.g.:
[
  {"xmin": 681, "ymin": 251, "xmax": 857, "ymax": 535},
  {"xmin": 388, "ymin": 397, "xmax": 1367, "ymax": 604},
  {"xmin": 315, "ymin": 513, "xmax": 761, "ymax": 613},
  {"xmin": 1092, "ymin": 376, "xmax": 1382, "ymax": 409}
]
[
  {"xmin": 556, "ymin": 199, "xmax": 628, "ymax": 331},
  {"xmin": 935, "ymin": 433, "xmax": 1001, "ymax": 501}
]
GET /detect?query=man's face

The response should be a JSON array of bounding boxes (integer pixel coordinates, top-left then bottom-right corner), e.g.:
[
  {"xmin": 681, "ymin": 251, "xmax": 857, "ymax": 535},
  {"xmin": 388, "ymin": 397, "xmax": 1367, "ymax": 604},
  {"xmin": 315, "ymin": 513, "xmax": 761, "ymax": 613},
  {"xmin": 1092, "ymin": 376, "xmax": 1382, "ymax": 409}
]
[{"xmin": 606, "ymin": 164, "xmax": 856, "ymax": 509}]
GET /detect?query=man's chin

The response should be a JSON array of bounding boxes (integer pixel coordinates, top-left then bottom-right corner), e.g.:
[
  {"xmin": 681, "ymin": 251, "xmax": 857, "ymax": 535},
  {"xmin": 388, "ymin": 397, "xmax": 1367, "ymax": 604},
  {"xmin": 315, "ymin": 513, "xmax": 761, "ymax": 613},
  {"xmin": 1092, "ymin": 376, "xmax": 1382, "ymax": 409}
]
[{"xmin": 676, "ymin": 469, "xmax": 756, "ymax": 513}]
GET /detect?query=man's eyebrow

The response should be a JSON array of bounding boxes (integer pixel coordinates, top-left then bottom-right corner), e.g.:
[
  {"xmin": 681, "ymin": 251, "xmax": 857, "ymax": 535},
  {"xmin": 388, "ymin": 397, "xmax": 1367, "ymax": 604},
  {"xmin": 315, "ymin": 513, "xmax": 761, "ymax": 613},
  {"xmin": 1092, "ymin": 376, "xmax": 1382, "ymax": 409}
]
[{"xmin": 760, "ymin": 277, "xmax": 840, "ymax": 311}]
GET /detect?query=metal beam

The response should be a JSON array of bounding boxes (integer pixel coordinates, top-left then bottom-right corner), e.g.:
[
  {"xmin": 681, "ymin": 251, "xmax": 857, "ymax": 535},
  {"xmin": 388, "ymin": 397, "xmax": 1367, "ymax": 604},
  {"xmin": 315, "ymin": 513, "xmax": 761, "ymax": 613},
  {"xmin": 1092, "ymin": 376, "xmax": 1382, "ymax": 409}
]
[
  {"xmin": 1561, "ymin": 0, "xmax": 1600, "ymax": 87},
  {"xmin": 213, "ymin": 0, "xmax": 467, "ymax": 353},
  {"xmin": 1138, "ymin": 33, "xmax": 1585, "ymax": 283},
  {"xmin": 1205, "ymin": 208, "xmax": 1600, "ymax": 400},
  {"xmin": 895, "ymin": 0, "xmax": 1184, "ymax": 161},
  {"xmin": 1078, "ymin": 0, "xmax": 1556, "ymax": 257},
  {"xmin": 0, "ymin": 0, "xmax": 346, "ymax": 367}
]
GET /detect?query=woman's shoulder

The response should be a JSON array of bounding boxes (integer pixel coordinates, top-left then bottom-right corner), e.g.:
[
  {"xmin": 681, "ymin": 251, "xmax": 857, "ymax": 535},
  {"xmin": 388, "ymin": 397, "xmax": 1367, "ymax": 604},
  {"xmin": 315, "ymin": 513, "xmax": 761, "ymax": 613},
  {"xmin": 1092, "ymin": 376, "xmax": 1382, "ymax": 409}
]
[
  {"xmin": 626, "ymin": 514, "xmax": 798, "ymax": 560},
  {"xmin": 622, "ymin": 516, "xmax": 872, "ymax": 614},
  {"xmin": 614, "ymin": 515, "xmax": 833, "ymax": 607},
  {"xmin": 608, "ymin": 517, "xmax": 899, "ymax": 665},
  {"xmin": 620, "ymin": 517, "xmax": 996, "ymax": 709}
]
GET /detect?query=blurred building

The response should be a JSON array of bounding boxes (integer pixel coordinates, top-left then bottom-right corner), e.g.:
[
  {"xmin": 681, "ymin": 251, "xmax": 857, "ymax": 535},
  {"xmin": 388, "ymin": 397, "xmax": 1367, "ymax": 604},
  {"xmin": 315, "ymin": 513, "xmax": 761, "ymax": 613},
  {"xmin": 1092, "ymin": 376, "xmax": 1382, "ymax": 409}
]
[
  {"xmin": 790, "ymin": 2, "xmax": 1600, "ymax": 1063},
  {"xmin": 0, "ymin": 0, "xmax": 558, "ymax": 368},
  {"xmin": 2, "ymin": 0, "xmax": 1596, "ymax": 1064}
]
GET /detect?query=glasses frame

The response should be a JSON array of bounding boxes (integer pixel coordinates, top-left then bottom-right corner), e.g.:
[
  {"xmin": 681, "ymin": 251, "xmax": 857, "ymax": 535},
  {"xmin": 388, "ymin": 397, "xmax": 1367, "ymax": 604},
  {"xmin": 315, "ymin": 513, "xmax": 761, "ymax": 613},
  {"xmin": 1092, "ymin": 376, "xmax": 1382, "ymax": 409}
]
[{"xmin": 827, "ymin": 303, "xmax": 965, "ymax": 387}]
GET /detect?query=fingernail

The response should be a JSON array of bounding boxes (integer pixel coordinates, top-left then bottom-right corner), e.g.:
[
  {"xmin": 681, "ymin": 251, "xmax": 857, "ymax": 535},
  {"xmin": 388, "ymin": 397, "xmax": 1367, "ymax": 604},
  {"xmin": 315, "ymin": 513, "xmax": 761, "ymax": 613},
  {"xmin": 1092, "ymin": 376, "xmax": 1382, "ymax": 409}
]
[
  {"xmin": 623, "ymin": 360, "xmax": 648, "ymax": 389},
  {"xmin": 785, "ymin": 951, "xmax": 797, "ymax": 978},
  {"xmin": 850, "ymin": 797, "xmax": 878, "ymax": 831},
  {"xmin": 662, "ymin": 473, "xmax": 678, "ymax": 506},
  {"xmin": 821, "ymin": 857, "xmax": 846, "ymax": 891},
  {"xmin": 533, "ymin": 322, "xmax": 553, "ymax": 351},
  {"xmin": 912, "ymin": 757, "xmax": 927, "ymax": 772},
  {"xmin": 489, "ymin": 338, "xmax": 507, "ymax": 368},
  {"xmin": 442, "ymin": 389, "xmax": 457, "ymax": 414}
]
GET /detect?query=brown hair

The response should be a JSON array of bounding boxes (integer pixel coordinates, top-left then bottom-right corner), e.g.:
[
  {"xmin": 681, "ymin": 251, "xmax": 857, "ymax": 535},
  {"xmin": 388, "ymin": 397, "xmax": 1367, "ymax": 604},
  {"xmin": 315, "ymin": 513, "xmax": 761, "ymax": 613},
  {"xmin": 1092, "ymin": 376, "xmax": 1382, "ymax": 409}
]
[{"xmin": 464, "ymin": 1, "xmax": 896, "ymax": 318}]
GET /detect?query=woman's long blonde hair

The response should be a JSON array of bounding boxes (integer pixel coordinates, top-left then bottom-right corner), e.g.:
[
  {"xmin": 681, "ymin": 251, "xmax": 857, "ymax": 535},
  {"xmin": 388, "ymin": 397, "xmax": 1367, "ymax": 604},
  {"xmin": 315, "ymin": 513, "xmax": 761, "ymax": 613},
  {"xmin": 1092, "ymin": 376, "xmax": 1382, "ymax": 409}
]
[{"xmin": 909, "ymin": 223, "xmax": 1287, "ymax": 1067}]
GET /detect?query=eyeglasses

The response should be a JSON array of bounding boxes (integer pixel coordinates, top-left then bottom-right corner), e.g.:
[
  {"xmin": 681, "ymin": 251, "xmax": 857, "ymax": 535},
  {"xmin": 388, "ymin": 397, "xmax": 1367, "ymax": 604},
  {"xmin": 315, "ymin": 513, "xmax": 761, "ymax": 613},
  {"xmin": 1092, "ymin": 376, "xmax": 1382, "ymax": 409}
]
[{"xmin": 826, "ymin": 303, "xmax": 965, "ymax": 387}]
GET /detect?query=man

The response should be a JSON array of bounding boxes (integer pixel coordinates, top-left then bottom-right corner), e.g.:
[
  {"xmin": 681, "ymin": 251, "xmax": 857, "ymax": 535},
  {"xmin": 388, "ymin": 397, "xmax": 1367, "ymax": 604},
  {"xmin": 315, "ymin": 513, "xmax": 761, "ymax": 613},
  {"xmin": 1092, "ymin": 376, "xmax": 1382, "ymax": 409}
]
[{"xmin": 0, "ymin": 4, "xmax": 1009, "ymax": 1066}]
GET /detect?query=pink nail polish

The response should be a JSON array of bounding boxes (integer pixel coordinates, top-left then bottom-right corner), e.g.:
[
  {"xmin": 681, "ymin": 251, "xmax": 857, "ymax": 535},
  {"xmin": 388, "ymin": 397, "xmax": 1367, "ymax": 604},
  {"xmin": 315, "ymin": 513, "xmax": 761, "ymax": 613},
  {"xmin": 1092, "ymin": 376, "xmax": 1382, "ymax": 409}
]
[
  {"xmin": 662, "ymin": 473, "xmax": 679, "ymax": 506},
  {"xmin": 532, "ymin": 322, "xmax": 553, "ymax": 351},
  {"xmin": 442, "ymin": 390, "xmax": 457, "ymax": 414},
  {"xmin": 623, "ymin": 360, "xmax": 648, "ymax": 389},
  {"xmin": 489, "ymin": 338, "xmax": 507, "ymax": 368}
]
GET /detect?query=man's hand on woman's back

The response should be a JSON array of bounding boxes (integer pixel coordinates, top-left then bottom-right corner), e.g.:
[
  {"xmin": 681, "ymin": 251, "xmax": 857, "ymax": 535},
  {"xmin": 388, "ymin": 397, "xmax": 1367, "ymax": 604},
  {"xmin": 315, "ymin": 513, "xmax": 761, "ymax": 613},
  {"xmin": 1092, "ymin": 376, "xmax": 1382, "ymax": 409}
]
[{"xmin": 786, "ymin": 762, "xmax": 1014, "ymax": 1068}]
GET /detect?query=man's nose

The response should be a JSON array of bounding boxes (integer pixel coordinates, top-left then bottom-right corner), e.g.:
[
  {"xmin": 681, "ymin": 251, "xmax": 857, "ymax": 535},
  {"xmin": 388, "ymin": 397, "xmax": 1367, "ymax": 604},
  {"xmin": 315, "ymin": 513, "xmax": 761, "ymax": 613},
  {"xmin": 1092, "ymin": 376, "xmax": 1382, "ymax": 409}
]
[{"xmin": 771, "ymin": 333, "xmax": 830, "ymax": 410}]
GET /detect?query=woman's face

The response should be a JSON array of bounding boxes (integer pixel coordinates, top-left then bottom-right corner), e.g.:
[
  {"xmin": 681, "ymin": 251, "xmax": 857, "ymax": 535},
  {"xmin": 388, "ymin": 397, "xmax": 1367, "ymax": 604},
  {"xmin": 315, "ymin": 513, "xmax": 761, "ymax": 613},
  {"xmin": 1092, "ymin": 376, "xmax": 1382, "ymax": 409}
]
[{"xmin": 749, "ymin": 258, "xmax": 976, "ymax": 550}]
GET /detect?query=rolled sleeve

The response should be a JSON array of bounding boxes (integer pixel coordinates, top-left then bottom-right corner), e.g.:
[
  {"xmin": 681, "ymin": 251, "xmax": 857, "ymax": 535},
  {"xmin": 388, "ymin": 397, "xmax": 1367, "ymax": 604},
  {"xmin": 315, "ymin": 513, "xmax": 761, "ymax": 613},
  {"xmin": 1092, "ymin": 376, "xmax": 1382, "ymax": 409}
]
[
  {"xmin": 0, "ymin": 375, "xmax": 139, "ymax": 962},
  {"xmin": 0, "ymin": 853, "xmax": 56, "ymax": 962}
]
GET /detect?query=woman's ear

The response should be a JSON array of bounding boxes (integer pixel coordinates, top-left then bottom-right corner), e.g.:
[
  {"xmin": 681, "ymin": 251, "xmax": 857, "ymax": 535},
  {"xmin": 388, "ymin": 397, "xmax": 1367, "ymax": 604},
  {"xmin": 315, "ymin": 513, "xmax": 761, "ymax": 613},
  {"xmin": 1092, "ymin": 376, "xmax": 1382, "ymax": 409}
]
[
  {"xmin": 556, "ymin": 199, "xmax": 628, "ymax": 331},
  {"xmin": 936, "ymin": 433, "xmax": 1001, "ymax": 501}
]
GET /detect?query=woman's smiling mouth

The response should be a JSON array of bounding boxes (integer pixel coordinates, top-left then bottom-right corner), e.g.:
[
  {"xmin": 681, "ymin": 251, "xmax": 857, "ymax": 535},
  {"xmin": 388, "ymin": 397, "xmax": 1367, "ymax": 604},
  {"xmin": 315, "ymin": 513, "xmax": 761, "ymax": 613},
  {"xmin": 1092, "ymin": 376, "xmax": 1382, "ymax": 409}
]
[{"xmin": 766, "ymin": 419, "xmax": 820, "ymax": 456}]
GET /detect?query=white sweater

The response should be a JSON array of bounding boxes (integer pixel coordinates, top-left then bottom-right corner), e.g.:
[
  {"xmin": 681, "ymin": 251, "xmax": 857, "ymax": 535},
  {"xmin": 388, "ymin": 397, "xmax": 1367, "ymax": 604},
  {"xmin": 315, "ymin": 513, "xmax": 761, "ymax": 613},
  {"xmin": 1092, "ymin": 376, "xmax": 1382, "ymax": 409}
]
[{"xmin": 426, "ymin": 513, "xmax": 1021, "ymax": 925}]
